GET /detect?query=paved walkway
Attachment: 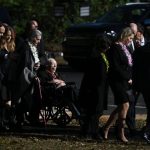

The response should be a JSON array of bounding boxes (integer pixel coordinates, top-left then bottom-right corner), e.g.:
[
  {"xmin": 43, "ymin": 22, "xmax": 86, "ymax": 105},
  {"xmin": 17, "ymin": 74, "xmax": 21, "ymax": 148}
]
[
  {"xmin": 103, "ymin": 104, "xmax": 147, "ymax": 120},
  {"xmin": 101, "ymin": 114, "xmax": 146, "ymax": 120}
]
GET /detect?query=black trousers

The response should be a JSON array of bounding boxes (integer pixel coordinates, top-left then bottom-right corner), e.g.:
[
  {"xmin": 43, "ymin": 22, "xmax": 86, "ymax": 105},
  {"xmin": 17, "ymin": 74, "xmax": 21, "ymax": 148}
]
[
  {"xmin": 141, "ymin": 90, "xmax": 150, "ymax": 129},
  {"xmin": 80, "ymin": 113, "xmax": 100, "ymax": 136},
  {"xmin": 126, "ymin": 90, "xmax": 137, "ymax": 131}
]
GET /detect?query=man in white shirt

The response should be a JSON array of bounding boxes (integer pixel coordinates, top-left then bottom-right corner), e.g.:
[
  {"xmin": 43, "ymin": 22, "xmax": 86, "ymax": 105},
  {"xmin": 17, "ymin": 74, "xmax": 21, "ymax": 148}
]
[
  {"xmin": 15, "ymin": 29, "xmax": 43, "ymax": 127},
  {"xmin": 126, "ymin": 23, "xmax": 146, "ymax": 136},
  {"xmin": 135, "ymin": 25, "xmax": 146, "ymax": 47},
  {"xmin": 27, "ymin": 29, "xmax": 42, "ymax": 71},
  {"xmin": 128, "ymin": 23, "xmax": 138, "ymax": 53}
]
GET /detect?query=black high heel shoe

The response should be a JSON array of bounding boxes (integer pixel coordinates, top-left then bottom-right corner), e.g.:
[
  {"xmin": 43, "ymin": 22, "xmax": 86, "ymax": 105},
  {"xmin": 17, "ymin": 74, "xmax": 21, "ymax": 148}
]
[
  {"xmin": 143, "ymin": 132, "xmax": 150, "ymax": 144},
  {"xmin": 117, "ymin": 118, "xmax": 128, "ymax": 144},
  {"xmin": 99, "ymin": 127, "xmax": 108, "ymax": 140},
  {"xmin": 91, "ymin": 133, "xmax": 103, "ymax": 142},
  {"xmin": 117, "ymin": 136, "xmax": 128, "ymax": 144}
]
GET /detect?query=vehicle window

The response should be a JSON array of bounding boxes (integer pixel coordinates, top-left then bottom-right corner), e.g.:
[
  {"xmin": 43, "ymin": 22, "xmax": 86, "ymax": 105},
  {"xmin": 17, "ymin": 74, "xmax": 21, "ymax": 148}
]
[
  {"xmin": 145, "ymin": 11, "xmax": 150, "ymax": 19},
  {"xmin": 144, "ymin": 12, "xmax": 150, "ymax": 36},
  {"xmin": 130, "ymin": 8, "xmax": 147, "ymax": 21},
  {"xmin": 0, "ymin": 7, "xmax": 12, "ymax": 25},
  {"xmin": 96, "ymin": 8, "xmax": 126, "ymax": 23},
  {"xmin": 96, "ymin": 7, "xmax": 148, "ymax": 24}
]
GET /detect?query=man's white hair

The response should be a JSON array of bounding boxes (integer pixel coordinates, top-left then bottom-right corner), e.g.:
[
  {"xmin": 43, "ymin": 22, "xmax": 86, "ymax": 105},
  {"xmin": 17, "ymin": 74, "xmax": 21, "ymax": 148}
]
[
  {"xmin": 29, "ymin": 29, "xmax": 42, "ymax": 38},
  {"xmin": 48, "ymin": 58, "xmax": 57, "ymax": 66}
]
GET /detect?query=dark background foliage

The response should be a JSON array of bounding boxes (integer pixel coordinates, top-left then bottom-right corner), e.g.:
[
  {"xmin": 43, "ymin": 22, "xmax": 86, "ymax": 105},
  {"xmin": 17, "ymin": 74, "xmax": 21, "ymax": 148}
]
[{"xmin": 0, "ymin": 0, "xmax": 146, "ymax": 51}]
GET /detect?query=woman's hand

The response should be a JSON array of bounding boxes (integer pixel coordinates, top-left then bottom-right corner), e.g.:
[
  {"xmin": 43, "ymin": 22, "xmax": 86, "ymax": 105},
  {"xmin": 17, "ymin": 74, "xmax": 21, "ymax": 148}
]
[{"xmin": 128, "ymin": 79, "xmax": 132, "ymax": 85}]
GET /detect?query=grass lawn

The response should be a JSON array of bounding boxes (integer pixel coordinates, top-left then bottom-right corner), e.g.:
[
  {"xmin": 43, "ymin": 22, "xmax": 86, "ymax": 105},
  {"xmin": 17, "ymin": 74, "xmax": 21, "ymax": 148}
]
[{"xmin": 0, "ymin": 116, "xmax": 150, "ymax": 150}]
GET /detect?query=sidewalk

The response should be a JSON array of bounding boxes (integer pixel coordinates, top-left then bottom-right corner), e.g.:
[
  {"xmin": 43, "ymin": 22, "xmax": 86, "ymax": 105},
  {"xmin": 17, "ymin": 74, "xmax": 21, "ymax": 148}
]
[
  {"xmin": 101, "ymin": 114, "xmax": 146, "ymax": 120},
  {"xmin": 135, "ymin": 114, "xmax": 146, "ymax": 120}
]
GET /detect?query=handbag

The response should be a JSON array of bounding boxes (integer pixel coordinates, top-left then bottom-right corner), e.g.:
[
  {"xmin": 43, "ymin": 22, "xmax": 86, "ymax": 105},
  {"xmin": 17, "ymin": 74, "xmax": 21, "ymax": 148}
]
[{"xmin": 126, "ymin": 89, "xmax": 135, "ymax": 102}]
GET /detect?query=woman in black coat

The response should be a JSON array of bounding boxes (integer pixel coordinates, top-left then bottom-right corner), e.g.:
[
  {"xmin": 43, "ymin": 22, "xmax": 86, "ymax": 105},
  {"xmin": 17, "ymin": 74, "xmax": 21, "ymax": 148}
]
[
  {"xmin": 78, "ymin": 34, "xmax": 111, "ymax": 140},
  {"xmin": 0, "ymin": 25, "xmax": 16, "ymax": 130},
  {"xmin": 102, "ymin": 27, "xmax": 134, "ymax": 143}
]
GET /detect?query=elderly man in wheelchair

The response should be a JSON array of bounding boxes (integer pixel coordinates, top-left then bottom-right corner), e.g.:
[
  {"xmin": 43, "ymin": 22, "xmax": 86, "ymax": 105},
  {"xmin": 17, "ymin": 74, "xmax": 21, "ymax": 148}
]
[{"xmin": 38, "ymin": 58, "xmax": 80, "ymax": 127}]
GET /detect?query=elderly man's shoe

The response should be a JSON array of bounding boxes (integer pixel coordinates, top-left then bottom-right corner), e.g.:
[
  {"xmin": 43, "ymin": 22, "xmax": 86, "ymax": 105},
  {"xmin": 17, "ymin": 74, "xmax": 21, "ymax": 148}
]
[
  {"xmin": 143, "ymin": 132, "xmax": 150, "ymax": 144},
  {"xmin": 91, "ymin": 133, "xmax": 103, "ymax": 141}
]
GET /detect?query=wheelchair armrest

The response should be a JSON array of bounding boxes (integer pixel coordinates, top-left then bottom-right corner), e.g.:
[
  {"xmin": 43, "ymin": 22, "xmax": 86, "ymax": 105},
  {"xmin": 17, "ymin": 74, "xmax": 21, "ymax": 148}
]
[
  {"xmin": 42, "ymin": 82, "xmax": 56, "ymax": 90},
  {"xmin": 66, "ymin": 82, "xmax": 76, "ymax": 86}
]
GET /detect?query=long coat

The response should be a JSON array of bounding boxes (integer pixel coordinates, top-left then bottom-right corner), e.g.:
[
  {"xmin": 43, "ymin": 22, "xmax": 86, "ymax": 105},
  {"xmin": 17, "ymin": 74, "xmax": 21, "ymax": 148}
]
[
  {"xmin": 107, "ymin": 43, "xmax": 132, "ymax": 105},
  {"xmin": 10, "ymin": 41, "xmax": 37, "ymax": 107},
  {"xmin": 79, "ymin": 54, "xmax": 108, "ymax": 116},
  {"xmin": 132, "ymin": 42, "xmax": 150, "ymax": 126},
  {"xmin": 132, "ymin": 42, "xmax": 150, "ymax": 92},
  {"xmin": 0, "ymin": 49, "xmax": 9, "ymax": 81},
  {"xmin": 0, "ymin": 48, "xmax": 11, "ymax": 101}
]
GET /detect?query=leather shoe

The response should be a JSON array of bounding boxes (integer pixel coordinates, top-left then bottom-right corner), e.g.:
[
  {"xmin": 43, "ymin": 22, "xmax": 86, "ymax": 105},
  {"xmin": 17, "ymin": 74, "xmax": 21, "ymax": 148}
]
[
  {"xmin": 143, "ymin": 132, "xmax": 150, "ymax": 144},
  {"xmin": 99, "ymin": 127, "xmax": 107, "ymax": 140},
  {"xmin": 91, "ymin": 133, "xmax": 103, "ymax": 142},
  {"xmin": 129, "ymin": 129, "xmax": 138, "ymax": 137},
  {"xmin": 80, "ymin": 133, "xmax": 102, "ymax": 142}
]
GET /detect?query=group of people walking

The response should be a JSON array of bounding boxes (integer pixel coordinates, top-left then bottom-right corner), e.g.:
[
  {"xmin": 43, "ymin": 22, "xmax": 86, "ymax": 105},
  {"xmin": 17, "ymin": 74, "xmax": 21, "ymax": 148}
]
[
  {"xmin": 0, "ymin": 20, "xmax": 47, "ymax": 130},
  {"xmin": 0, "ymin": 19, "xmax": 150, "ymax": 145},
  {"xmin": 0, "ymin": 20, "xmax": 78, "ymax": 131},
  {"xmin": 79, "ymin": 22, "xmax": 150, "ymax": 143}
]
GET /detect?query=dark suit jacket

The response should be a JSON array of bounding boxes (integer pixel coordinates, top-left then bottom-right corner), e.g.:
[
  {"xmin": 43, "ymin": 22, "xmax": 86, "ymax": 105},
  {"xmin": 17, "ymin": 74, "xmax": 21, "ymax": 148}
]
[
  {"xmin": 11, "ymin": 40, "xmax": 38, "ymax": 104},
  {"xmin": 0, "ymin": 49, "xmax": 9, "ymax": 80},
  {"xmin": 21, "ymin": 32, "xmax": 47, "ymax": 66},
  {"xmin": 132, "ymin": 42, "xmax": 150, "ymax": 92},
  {"xmin": 128, "ymin": 37, "xmax": 148, "ymax": 55},
  {"xmin": 79, "ymin": 53, "xmax": 108, "ymax": 115}
]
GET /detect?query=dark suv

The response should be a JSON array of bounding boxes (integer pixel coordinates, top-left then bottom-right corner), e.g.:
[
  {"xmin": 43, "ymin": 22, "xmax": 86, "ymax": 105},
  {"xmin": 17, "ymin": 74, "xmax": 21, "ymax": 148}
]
[
  {"xmin": 62, "ymin": 2, "xmax": 150, "ymax": 70},
  {"xmin": 0, "ymin": 7, "xmax": 11, "ymax": 25}
]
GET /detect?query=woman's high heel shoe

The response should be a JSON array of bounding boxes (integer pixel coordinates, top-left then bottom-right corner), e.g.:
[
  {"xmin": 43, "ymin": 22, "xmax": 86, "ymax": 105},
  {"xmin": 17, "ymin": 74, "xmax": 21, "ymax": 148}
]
[
  {"xmin": 117, "ymin": 118, "xmax": 128, "ymax": 144},
  {"xmin": 99, "ymin": 127, "xmax": 108, "ymax": 140},
  {"xmin": 117, "ymin": 133, "xmax": 128, "ymax": 144},
  {"xmin": 119, "ymin": 138, "xmax": 128, "ymax": 144}
]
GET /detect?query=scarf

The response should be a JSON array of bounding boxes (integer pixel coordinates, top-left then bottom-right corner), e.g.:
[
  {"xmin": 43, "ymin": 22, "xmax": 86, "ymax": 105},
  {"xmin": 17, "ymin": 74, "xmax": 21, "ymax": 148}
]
[{"xmin": 118, "ymin": 42, "xmax": 133, "ymax": 67}]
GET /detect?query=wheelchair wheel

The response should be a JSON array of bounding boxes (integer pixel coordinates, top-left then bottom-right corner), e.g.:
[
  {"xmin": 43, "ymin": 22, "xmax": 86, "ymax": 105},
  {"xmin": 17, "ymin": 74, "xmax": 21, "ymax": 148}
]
[
  {"xmin": 39, "ymin": 106, "xmax": 51, "ymax": 125},
  {"xmin": 50, "ymin": 105, "xmax": 73, "ymax": 127}
]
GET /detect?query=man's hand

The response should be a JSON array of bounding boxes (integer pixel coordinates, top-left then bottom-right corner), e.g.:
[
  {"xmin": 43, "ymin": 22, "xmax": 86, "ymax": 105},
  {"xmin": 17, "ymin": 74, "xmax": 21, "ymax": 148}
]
[
  {"xmin": 128, "ymin": 79, "xmax": 132, "ymax": 85},
  {"xmin": 34, "ymin": 62, "xmax": 40, "ymax": 70}
]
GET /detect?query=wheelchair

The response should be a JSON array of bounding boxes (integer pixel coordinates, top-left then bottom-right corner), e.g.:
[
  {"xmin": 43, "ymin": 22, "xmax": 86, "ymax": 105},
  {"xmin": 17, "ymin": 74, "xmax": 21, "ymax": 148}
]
[{"xmin": 39, "ymin": 82, "xmax": 80, "ymax": 127}]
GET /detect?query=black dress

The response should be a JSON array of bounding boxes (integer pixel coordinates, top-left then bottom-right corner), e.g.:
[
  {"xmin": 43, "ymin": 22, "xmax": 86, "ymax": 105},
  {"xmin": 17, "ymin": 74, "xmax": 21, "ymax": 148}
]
[{"xmin": 107, "ymin": 43, "xmax": 132, "ymax": 105}]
